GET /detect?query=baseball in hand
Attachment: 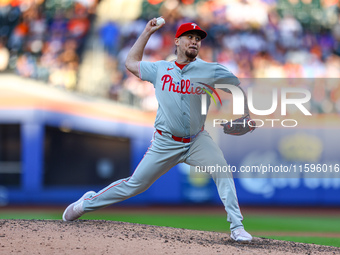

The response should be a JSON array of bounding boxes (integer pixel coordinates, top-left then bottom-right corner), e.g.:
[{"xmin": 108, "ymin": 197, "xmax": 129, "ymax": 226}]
[{"xmin": 156, "ymin": 17, "xmax": 165, "ymax": 26}]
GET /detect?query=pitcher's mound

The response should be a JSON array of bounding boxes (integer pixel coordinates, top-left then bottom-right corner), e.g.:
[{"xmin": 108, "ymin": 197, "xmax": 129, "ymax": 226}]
[{"xmin": 0, "ymin": 219, "xmax": 339, "ymax": 255}]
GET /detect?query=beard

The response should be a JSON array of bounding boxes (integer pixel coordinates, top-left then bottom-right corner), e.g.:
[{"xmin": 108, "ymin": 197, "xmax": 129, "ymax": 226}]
[{"xmin": 185, "ymin": 49, "xmax": 198, "ymax": 59}]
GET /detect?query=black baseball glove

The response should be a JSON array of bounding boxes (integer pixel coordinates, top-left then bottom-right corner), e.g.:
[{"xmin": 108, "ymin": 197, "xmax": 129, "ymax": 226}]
[{"xmin": 221, "ymin": 114, "xmax": 256, "ymax": 136}]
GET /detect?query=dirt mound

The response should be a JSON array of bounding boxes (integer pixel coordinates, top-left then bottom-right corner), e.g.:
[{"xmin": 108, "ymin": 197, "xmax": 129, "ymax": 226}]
[{"xmin": 0, "ymin": 219, "xmax": 339, "ymax": 255}]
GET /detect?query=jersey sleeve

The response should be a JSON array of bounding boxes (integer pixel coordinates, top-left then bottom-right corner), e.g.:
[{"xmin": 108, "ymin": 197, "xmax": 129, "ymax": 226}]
[
  {"xmin": 139, "ymin": 61, "xmax": 158, "ymax": 85},
  {"xmin": 214, "ymin": 63, "xmax": 240, "ymax": 86}
]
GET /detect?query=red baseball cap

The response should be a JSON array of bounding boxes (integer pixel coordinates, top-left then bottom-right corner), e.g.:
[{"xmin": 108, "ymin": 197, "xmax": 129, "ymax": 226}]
[{"xmin": 175, "ymin": 22, "xmax": 207, "ymax": 40}]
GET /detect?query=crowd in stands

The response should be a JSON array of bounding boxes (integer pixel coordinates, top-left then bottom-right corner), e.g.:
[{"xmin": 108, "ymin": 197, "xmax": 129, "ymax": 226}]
[
  {"xmin": 1, "ymin": 0, "xmax": 340, "ymax": 113},
  {"xmin": 102, "ymin": 0, "xmax": 340, "ymax": 113},
  {"xmin": 0, "ymin": 0, "xmax": 98, "ymax": 89}
]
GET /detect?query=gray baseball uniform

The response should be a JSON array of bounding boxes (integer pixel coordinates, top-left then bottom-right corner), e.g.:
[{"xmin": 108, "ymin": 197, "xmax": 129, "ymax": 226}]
[{"xmin": 83, "ymin": 58, "xmax": 244, "ymax": 230}]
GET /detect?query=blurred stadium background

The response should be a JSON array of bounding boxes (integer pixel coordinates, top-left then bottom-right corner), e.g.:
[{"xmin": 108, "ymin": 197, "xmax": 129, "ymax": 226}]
[{"xmin": 0, "ymin": 0, "xmax": 340, "ymax": 213}]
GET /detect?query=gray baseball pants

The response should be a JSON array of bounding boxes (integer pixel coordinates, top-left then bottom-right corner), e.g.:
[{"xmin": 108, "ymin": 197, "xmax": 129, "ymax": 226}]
[{"xmin": 83, "ymin": 130, "xmax": 244, "ymax": 230}]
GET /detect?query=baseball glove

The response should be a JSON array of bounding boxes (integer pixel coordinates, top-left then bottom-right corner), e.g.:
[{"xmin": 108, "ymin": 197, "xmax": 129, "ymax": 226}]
[{"xmin": 221, "ymin": 114, "xmax": 256, "ymax": 136}]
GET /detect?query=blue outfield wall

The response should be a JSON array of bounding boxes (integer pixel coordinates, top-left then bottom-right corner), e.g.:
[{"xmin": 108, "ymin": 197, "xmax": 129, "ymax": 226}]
[
  {"xmin": 221, "ymin": 128, "xmax": 340, "ymax": 206},
  {"xmin": 1, "ymin": 109, "xmax": 340, "ymax": 206}
]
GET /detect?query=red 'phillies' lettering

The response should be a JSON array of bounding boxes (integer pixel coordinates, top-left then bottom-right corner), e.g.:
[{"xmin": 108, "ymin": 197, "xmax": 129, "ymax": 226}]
[
  {"xmin": 161, "ymin": 75, "xmax": 205, "ymax": 95},
  {"xmin": 162, "ymin": 74, "xmax": 181, "ymax": 93},
  {"xmin": 161, "ymin": 74, "xmax": 172, "ymax": 91},
  {"xmin": 169, "ymin": 80, "xmax": 180, "ymax": 93}
]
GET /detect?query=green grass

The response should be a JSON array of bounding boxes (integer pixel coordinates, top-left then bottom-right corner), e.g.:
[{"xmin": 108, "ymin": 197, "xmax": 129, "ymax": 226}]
[
  {"xmin": 1, "ymin": 210, "xmax": 340, "ymax": 247},
  {"xmin": 263, "ymin": 236, "xmax": 340, "ymax": 248},
  {"xmin": 84, "ymin": 213, "xmax": 230, "ymax": 231},
  {"xmin": 243, "ymin": 215, "xmax": 340, "ymax": 233},
  {"xmin": 0, "ymin": 212, "xmax": 61, "ymax": 220}
]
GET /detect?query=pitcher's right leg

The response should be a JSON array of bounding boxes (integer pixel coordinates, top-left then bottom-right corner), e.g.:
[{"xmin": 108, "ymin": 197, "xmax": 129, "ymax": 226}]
[
  {"xmin": 63, "ymin": 131, "xmax": 186, "ymax": 221},
  {"xmin": 71, "ymin": 131, "xmax": 184, "ymax": 219}
]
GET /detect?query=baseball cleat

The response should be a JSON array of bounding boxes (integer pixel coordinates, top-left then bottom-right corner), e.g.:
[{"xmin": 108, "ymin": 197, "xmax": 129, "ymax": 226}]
[
  {"xmin": 62, "ymin": 191, "xmax": 96, "ymax": 221},
  {"xmin": 230, "ymin": 227, "xmax": 252, "ymax": 243}
]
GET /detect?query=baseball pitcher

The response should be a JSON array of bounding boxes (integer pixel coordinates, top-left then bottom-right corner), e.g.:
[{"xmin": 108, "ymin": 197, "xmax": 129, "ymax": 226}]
[{"xmin": 63, "ymin": 18, "xmax": 255, "ymax": 243}]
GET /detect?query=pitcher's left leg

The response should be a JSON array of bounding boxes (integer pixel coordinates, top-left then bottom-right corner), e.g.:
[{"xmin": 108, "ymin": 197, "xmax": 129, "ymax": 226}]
[{"xmin": 184, "ymin": 131, "xmax": 243, "ymax": 231}]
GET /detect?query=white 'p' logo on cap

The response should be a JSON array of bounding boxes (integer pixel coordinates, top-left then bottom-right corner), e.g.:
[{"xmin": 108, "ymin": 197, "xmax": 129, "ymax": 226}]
[{"xmin": 191, "ymin": 23, "xmax": 197, "ymax": 29}]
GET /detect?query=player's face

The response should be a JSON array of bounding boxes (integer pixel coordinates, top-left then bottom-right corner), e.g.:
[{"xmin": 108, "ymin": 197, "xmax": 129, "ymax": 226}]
[{"xmin": 176, "ymin": 32, "xmax": 202, "ymax": 59}]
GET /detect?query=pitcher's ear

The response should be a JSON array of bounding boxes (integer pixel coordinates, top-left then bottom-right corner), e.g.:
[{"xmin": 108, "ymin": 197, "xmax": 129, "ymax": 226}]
[{"xmin": 174, "ymin": 37, "xmax": 180, "ymax": 46}]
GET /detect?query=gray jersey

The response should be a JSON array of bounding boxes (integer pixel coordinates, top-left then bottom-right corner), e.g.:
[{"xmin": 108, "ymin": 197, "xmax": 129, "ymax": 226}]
[{"xmin": 139, "ymin": 58, "xmax": 240, "ymax": 137}]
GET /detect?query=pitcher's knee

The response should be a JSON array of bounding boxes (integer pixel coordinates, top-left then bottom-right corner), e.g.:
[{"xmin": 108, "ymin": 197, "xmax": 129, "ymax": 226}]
[{"xmin": 124, "ymin": 180, "xmax": 151, "ymax": 197}]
